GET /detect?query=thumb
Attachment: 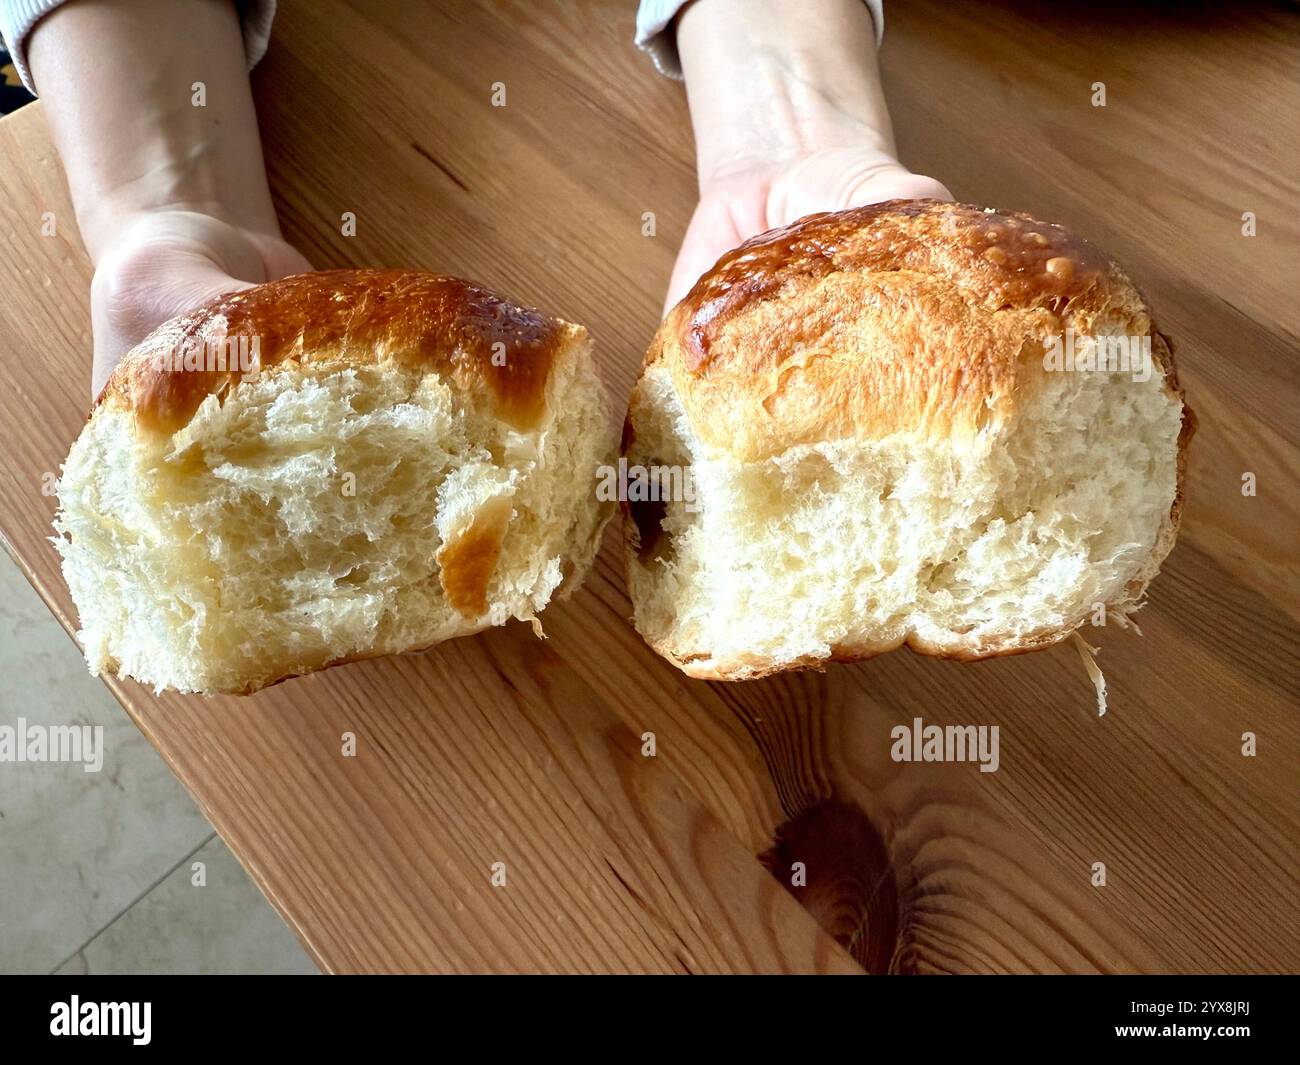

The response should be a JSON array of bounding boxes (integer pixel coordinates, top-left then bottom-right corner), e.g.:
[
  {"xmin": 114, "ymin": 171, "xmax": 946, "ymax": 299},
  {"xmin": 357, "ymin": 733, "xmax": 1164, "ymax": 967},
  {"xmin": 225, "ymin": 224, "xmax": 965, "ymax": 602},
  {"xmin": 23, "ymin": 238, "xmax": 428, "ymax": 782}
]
[
  {"xmin": 843, "ymin": 170, "xmax": 953, "ymax": 208},
  {"xmin": 90, "ymin": 253, "xmax": 253, "ymax": 400}
]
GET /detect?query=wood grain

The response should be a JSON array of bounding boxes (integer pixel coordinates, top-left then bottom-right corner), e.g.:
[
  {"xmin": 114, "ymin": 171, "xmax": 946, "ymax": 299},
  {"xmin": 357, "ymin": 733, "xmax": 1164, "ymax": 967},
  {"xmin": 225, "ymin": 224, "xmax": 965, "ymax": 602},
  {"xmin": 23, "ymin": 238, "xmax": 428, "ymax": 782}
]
[{"xmin": 0, "ymin": 0, "xmax": 1296, "ymax": 973}]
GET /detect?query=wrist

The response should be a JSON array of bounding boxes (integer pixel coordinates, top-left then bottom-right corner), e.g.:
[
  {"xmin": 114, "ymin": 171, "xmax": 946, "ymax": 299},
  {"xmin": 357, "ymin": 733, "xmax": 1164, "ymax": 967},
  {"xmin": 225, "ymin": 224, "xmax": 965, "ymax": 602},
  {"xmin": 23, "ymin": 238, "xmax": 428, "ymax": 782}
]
[
  {"xmin": 27, "ymin": 0, "xmax": 280, "ymax": 263},
  {"xmin": 71, "ymin": 112, "xmax": 281, "ymax": 261},
  {"xmin": 678, "ymin": 0, "xmax": 897, "ymax": 189},
  {"xmin": 81, "ymin": 192, "xmax": 277, "ymax": 267}
]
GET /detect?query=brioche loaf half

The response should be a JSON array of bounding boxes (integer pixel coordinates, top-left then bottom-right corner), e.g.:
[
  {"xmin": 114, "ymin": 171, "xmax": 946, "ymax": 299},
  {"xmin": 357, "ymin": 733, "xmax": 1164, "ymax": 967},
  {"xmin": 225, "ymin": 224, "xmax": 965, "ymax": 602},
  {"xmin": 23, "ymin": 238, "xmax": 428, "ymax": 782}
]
[
  {"xmin": 55, "ymin": 269, "xmax": 615, "ymax": 694},
  {"xmin": 623, "ymin": 200, "xmax": 1193, "ymax": 680}
]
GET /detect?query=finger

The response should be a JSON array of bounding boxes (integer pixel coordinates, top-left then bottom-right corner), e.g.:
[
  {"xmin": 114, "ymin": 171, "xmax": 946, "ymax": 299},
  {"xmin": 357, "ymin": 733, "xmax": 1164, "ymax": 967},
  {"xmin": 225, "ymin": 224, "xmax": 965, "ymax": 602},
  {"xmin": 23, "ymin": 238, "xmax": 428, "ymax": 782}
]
[
  {"xmin": 250, "ymin": 235, "xmax": 315, "ymax": 280},
  {"xmin": 663, "ymin": 202, "xmax": 745, "ymax": 317},
  {"xmin": 845, "ymin": 171, "xmax": 954, "ymax": 206},
  {"xmin": 90, "ymin": 257, "xmax": 254, "ymax": 400},
  {"xmin": 665, "ymin": 245, "xmax": 715, "ymax": 319}
]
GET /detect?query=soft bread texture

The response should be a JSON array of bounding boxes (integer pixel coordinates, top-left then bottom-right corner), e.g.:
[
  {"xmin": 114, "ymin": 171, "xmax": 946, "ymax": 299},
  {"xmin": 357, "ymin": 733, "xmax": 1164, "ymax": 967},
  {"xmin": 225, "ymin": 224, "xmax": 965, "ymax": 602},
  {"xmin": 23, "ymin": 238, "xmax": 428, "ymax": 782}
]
[
  {"xmin": 623, "ymin": 200, "xmax": 1192, "ymax": 680},
  {"xmin": 55, "ymin": 270, "xmax": 615, "ymax": 694}
]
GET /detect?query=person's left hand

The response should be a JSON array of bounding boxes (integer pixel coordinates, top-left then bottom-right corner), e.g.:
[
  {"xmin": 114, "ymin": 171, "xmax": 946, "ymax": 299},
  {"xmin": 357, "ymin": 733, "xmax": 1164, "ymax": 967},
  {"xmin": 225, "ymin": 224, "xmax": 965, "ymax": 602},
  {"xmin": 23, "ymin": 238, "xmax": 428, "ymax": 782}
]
[{"xmin": 666, "ymin": 145, "xmax": 952, "ymax": 314}]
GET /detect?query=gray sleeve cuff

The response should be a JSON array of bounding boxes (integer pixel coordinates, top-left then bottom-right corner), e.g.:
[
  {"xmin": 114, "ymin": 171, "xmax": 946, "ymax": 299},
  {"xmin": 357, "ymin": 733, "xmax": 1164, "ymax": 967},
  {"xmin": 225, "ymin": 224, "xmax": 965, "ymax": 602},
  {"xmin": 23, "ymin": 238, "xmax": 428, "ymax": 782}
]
[
  {"xmin": 635, "ymin": 0, "xmax": 885, "ymax": 80},
  {"xmin": 0, "ymin": 0, "xmax": 277, "ymax": 95}
]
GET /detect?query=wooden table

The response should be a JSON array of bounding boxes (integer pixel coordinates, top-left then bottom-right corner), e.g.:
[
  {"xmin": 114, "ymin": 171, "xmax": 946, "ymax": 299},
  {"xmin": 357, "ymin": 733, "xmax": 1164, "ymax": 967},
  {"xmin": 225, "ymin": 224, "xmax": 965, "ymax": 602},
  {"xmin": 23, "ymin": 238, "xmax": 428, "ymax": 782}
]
[{"xmin": 1, "ymin": 0, "xmax": 1296, "ymax": 973}]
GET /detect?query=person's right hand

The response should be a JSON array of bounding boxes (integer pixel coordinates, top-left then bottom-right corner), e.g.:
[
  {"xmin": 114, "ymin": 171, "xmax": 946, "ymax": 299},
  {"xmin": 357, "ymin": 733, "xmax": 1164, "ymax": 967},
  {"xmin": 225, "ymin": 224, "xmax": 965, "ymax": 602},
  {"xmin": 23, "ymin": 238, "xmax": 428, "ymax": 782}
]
[
  {"xmin": 669, "ymin": 0, "xmax": 948, "ymax": 315},
  {"xmin": 90, "ymin": 210, "xmax": 313, "ymax": 398}
]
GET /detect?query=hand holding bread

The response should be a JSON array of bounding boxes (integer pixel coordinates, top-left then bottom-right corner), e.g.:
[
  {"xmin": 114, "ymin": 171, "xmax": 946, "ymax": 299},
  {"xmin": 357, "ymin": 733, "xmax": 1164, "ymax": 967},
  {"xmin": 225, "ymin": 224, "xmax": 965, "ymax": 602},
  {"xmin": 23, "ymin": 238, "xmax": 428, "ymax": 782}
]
[
  {"xmin": 54, "ymin": 197, "xmax": 1192, "ymax": 696},
  {"xmin": 623, "ymin": 199, "xmax": 1192, "ymax": 679},
  {"xmin": 55, "ymin": 270, "xmax": 615, "ymax": 694},
  {"xmin": 89, "ymin": 210, "xmax": 313, "ymax": 398}
]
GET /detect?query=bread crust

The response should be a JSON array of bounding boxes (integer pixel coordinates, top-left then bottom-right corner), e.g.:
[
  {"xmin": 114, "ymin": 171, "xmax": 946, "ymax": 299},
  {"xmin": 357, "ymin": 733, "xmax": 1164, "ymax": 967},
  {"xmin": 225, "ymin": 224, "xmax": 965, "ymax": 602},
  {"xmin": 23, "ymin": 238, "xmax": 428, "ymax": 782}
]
[
  {"xmin": 644, "ymin": 199, "xmax": 1166, "ymax": 460},
  {"xmin": 624, "ymin": 200, "xmax": 1194, "ymax": 680},
  {"xmin": 96, "ymin": 269, "xmax": 577, "ymax": 436},
  {"xmin": 66, "ymin": 269, "xmax": 608, "ymax": 695}
]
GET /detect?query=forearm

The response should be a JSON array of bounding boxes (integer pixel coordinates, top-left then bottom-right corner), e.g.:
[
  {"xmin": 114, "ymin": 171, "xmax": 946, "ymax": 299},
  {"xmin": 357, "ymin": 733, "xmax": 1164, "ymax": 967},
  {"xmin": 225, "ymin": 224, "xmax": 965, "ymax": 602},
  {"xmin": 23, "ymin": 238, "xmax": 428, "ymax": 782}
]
[
  {"xmin": 27, "ymin": 0, "xmax": 277, "ymax": 262},
  {"xmin": 677, "ymin": 0, "xmax": 895, "ymax": 189}
]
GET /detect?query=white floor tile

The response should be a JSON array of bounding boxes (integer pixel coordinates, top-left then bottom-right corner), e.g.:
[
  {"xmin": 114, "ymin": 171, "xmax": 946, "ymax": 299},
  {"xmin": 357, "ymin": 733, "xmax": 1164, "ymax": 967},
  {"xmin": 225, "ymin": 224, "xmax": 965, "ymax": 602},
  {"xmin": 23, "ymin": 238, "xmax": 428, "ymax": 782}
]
[
  {"xmin": 54, "ymin": 835, "xmax": 318, "ymax": 975},
  {"xmin": 1, "ymin": 552, "xmax": 313, "ymax": 975}
]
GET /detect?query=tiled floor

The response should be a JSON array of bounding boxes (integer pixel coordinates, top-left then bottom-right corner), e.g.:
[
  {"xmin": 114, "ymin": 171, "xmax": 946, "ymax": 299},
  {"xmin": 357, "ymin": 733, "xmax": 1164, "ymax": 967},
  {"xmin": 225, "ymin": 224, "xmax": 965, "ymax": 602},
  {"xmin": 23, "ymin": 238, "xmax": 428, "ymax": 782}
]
[{"xmin": 0, "ymin": 552, "xmax": 317, "ymax": 975}]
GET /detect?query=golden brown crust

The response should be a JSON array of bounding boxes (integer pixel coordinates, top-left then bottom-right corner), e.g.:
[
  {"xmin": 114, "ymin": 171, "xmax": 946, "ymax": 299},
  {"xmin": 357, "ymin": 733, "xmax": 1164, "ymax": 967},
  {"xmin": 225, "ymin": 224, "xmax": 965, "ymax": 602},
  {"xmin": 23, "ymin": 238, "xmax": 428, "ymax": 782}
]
[
  {"xmin": 80, "ymin": 269, "xmax": 605, "ymax": 696},
  {"xmin": 437, "ymin": 495, "xmax": 513, "ymax": 618},
  {"xmin": 646, "ymin": 200, "xmax": 1156, "ymax": 462},
  {"xmin": 97, "ymin": 269, "xmax": 573, "ymax": 436},
  {"xmin": 625, "ymin": 199, "xmax": 1194, "ymax": 680},
  {"xmin": 676, "ymin": 199, "xmax": 1112, "ymax": 369}
]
